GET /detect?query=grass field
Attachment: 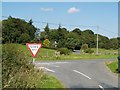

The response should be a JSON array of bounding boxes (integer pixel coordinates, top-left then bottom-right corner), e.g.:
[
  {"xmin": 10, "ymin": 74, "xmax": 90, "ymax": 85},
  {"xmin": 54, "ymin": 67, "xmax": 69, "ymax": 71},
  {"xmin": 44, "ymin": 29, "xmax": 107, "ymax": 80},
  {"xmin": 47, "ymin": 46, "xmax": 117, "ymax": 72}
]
[
  {"xmin": 16, "ymin": 44, "xmax": 118, "ymax": 60},
  {"xmin": 106, "ymin": 60, "xmax": 118, "ymax": 73}
]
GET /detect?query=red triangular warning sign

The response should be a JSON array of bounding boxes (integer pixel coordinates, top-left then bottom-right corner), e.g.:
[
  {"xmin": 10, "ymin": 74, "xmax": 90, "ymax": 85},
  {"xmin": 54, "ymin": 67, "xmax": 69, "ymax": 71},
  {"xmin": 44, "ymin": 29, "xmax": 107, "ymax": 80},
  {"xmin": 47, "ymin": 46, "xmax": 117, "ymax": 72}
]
[{"xmin": 26, "ymin": 43, "xmax": 42, "ymax": 58}]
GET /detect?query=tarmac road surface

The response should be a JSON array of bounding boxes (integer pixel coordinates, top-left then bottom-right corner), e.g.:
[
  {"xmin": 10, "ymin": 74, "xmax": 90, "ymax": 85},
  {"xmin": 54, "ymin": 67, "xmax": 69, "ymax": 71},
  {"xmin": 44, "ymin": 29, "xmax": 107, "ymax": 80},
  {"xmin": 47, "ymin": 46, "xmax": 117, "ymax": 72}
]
[{"xmin": 34, "ymin": 59, "xmax": 119, "ymax": 90}]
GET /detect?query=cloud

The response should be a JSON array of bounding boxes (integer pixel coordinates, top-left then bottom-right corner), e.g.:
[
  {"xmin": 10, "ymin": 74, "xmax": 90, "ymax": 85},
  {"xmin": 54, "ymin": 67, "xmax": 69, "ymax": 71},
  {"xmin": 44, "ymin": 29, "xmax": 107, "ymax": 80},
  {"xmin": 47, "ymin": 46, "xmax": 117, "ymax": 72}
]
[
  {"xmin": 40, "ymin": 8, "xmax": 53, "ymax": 11},
  {"xmin": 68, "ymin": 7, "xmax": 80, "ymax": 13}
]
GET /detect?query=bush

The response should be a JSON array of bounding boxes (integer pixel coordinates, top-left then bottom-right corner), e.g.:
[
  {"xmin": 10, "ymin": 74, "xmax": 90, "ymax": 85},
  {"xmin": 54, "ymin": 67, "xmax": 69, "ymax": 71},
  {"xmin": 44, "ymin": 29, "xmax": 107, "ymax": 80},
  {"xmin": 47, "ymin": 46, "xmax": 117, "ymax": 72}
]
[
  {"xmin": 81, "ymin": 44, "xmax": 88, "ymax": 50},
  {"xmin": 57, "ymin": 48, "xmax": 71, "ymax": 55},
  {"xmin": 2, "ymin": 44, "xmax": 43, "ymax": 88},
  {"xmin": 84, "ymin": 48, "xmax": 94, "ymax": 54}
]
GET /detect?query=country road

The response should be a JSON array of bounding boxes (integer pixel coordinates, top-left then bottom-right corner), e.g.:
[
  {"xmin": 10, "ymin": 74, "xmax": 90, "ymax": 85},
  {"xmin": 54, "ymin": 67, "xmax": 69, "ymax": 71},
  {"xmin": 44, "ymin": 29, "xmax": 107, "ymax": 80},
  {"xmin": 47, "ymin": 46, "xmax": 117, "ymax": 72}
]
[{"xmin": 34, "ymin": 59, "xmax": 119, "ymax": 90}]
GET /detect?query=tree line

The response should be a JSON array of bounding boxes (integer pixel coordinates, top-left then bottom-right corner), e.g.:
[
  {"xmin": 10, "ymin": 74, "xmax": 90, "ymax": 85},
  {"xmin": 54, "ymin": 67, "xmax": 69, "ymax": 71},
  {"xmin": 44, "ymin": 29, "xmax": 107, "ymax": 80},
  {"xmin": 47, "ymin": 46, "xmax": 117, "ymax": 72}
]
[{"xmin": 2, "ymin": 16, "xmax": 118, "ymax": 50}]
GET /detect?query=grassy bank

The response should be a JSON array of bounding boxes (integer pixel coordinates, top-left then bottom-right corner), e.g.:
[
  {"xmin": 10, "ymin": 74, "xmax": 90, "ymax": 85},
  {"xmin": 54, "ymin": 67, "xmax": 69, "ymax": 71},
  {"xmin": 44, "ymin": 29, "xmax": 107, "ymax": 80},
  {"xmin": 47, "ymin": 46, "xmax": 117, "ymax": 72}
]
[
  {"xmin": 106, "ymin": 60, "xmax": 118, "ymax": 73},
  {"xmin": 17, "ymin": 44, "xmax": 117, "ymax": 60}
]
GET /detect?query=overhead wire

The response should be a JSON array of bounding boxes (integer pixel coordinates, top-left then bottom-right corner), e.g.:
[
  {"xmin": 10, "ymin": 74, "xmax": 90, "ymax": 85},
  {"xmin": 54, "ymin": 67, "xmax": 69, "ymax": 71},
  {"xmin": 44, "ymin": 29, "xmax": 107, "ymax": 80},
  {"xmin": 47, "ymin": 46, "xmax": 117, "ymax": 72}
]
[{"xmin": 2, "ymin": 15, "xmax": 118, "ymax": 37}]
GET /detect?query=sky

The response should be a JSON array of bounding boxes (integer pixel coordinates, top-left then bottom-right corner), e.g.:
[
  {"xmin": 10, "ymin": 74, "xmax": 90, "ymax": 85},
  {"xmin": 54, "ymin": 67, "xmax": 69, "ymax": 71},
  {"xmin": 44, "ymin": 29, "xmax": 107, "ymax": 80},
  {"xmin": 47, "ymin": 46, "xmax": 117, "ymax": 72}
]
[{"xmin": 2, "ymin": 2, "xmax": 118, "ymax": 38}]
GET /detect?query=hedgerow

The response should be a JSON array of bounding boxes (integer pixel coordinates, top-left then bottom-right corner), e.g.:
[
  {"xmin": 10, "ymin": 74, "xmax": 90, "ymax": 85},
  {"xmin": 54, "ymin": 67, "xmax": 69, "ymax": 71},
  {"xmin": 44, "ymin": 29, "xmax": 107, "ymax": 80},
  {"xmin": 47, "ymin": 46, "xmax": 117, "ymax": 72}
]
[{"xmin": 2, "ymin": 44, "xmax": 43, "ymax": 88}]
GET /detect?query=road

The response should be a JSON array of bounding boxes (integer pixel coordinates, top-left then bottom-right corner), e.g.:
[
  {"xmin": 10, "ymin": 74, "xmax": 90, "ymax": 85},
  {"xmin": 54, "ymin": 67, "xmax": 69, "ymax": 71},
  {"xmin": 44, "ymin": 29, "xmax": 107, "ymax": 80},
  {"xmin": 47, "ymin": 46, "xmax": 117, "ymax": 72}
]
[{"xmin": 34, "ymin": 59, "xmax": 119, "ymax": 90}]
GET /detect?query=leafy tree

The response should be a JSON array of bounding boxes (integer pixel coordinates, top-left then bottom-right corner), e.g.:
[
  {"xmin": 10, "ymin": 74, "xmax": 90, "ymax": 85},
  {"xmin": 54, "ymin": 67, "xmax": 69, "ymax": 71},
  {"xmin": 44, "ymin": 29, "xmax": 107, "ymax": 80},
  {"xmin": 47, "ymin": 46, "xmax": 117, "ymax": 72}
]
[
  {"xmin": 2, "ymin": 17, "xmax": 37, "ymax": 43},
  {"xmin": 118, "ymin": 37, "xmax": 120, "ymax": 49},
  {"xmin": 18, "ymin": 33, "xmax": 30, "ymax": 44},
  {"xmin": 29, "ymin": 19, "xmax": 33, "ymax": 25},
  {"xmin": 43, "ymin": 39, "xmax": 50, "ymax": 47},
  {"xmin": 35, "ymin": 28, "xmax": 41, "ymax": 41},
  {"xmin": 48, "ymin": 29, "xmax": 59, "ymax": 42},
  {"xmin": 109, "ymin": 38, "xmax": 118, "ymax": 49},
  {"xmin": 72, "ymin": 28, "xmax": 82, "ymax": 35},
  {"xmin": 44, "ymin": 23, "xmax": 49, "ymax": 34},
  {"xmin": 57, "ymin": 39, "xmax": 66, "ymax": 48},
  {"xmin": 65, "ymin": 38, "xmax": 78, "ymax": 50},
  {"xmin": 57, "ymin": 24, "xmax": 66, "ymax": 41},
  {"xmin": 98, "ymin": 35, "xmax": 110, "ymax": 49}
]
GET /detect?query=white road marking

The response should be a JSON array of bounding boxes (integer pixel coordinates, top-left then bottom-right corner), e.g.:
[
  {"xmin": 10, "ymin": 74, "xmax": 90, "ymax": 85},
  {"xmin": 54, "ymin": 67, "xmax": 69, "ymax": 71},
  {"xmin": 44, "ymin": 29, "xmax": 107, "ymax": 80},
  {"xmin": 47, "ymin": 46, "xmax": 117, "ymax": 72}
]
[
  {"xmin": 38, "ymin": 67, "xmax": 45, "ymax": 69},
  {"xmin": 49, "ymin": 64, "xmax": 59, "ymax": 67},
  {"xmin": 36, "ymin": 62, "xmax": 69, "ymax": 65},
  {"xmin": 37, "ymin": 67, "xmax": 55, "ymax": 73},
  {"xmin": 37, "ymin": 63, "xmax": 50, "ymax": 65},
  {"xmin": 44, "ymin": 67, "xmax": 55, "ymax": 73},
  {"xmin": 37, "ymin": 63, "xmax": 59, "ymax": 67},
  {"xmin": 99, "ymin": 85, "xmax": 104, "ymax": 90},
  {"xmin": 55, "ymin": 62, "xmax": 69, "ymax": 64},
  {"xmin": 73, "ymin": 70, "xmax": 91, "ymax": 79}
]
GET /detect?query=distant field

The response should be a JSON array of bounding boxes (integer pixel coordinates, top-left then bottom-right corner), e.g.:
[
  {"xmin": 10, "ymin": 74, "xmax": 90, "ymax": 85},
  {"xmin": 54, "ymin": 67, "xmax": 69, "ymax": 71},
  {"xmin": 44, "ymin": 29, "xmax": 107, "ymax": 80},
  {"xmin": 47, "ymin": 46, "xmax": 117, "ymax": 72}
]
[{"xmin": 16, "ymin": 44, "xmax": 118, "ymax": 60}]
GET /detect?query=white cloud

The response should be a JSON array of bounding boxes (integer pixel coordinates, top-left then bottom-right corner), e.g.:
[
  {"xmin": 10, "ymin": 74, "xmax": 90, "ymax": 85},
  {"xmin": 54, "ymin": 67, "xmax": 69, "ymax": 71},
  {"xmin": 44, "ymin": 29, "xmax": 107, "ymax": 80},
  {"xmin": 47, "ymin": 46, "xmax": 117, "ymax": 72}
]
[
  {"xmin": 68, "ymin": 7, "xmax": 80, "ymax": 13},
  {"xmin": 40, "ymin": 8, "xmax": 53, "ymax": 11}
]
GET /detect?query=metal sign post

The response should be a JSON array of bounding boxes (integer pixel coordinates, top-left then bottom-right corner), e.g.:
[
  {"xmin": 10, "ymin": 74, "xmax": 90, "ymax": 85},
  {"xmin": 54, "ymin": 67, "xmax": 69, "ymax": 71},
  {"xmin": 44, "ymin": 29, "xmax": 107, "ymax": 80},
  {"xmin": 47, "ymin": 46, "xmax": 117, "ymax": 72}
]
[{"xmin": 33, "ymin": 58, "xmax": 35, "ymax": 64}]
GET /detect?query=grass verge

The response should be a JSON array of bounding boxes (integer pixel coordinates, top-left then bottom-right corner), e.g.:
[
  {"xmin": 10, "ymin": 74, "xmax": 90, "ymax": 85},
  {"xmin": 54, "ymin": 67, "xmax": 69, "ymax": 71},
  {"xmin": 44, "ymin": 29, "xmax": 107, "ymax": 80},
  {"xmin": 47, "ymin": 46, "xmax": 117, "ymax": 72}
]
[
  {"xmin": 39, "ymin": 73, "xmax": 64, "ymax": 88},
  {"xmin": 106, "ymin": 60, "xmax": 118, "ymax": 73}
]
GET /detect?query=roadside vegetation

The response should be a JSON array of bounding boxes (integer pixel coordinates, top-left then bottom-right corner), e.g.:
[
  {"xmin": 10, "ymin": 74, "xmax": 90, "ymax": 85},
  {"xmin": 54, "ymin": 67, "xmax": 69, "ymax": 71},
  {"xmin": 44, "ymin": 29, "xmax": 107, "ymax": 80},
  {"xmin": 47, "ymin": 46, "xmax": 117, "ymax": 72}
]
[
  {"xmin": 2, "ymin": 16, "xmax": 119, "ymax": 88},
  {"xmin": 2, "ymin": 16, "xmax": 118, "ymax": 61},
  {"xmin": 106, "ymin": 60, "xmax": 118, "ymax": 73},
  {"xmin": 16, "ymin": 44, "xmax": 117, "ymax": 60},
  {"xmin": 2, "ymin": 44, "xmax": 63, "ymax": 88}
]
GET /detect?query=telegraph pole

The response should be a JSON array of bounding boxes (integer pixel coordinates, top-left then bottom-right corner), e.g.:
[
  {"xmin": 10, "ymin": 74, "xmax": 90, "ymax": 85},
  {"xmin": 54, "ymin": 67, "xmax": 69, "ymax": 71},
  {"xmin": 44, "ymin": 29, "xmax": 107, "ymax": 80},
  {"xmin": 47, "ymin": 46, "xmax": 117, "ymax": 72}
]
[{"xmin": 96, "ymin": 26, "xmax": 99, "ymax": 55}]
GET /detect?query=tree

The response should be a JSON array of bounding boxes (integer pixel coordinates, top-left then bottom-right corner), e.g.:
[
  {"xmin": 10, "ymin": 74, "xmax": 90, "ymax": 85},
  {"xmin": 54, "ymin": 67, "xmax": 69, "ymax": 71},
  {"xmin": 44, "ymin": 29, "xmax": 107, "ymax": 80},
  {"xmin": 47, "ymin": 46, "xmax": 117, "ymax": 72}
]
[
  {"xmin": 65, "ymin": 38, "xmax": 78, "ymax": 50},
  {"xmin": 109, "ymin": 38, "xmax": 118, "ymax": 49},
  {"xmin": 57, "ymin": 24, "xmax": 67, "ymax": 41},
  {"xmin": 29, "ymin": 19, "xmax": 33, "ymax": 25},
  {"xmin": 43, "ymin": 39, "xmax": 50, "ymax": 48},
  {"xmin": 44, "ymin": 23, "xmax": 49, "ymax": 34},
  {"xmin": 72, "ymin": 28, "xmax": 82, "ymax": 35},
  {"xmin": 43, "ymin": 39, "xmax": 51, "ymax": 57},
  {"xmin": 48, "ymin": 29, "xmax": 59, "ymax": 42},
  {"xmin": 98, "ymin": 35, "xmax": 110, "ymax": 49},
  {"xmin": 2, "ymin": 17, "xmax": 37, "ymax": 43},
  {"xmin": 18, "ymin": 33, "xmax": 30, "ymax": 44},
  {"xmin": 35, "ymin": 28, "xmax": 41, "ymax": 41}
]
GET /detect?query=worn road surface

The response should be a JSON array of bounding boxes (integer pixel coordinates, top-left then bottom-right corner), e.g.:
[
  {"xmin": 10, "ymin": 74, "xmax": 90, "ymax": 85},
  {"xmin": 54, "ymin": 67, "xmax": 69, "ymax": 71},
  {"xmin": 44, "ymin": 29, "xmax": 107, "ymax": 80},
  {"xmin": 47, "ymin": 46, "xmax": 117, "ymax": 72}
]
[{"xmin": 34, "ymin": 59, "xmax": 119, "ymax": 90}]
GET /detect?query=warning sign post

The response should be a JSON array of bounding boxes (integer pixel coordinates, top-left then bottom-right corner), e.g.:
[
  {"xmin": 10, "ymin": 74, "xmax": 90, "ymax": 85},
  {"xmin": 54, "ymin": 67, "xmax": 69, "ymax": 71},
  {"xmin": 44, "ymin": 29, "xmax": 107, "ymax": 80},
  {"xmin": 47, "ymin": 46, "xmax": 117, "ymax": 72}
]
[{"xmin": 26, "ymin": 43, "xmax": 42, "ymax": 63}]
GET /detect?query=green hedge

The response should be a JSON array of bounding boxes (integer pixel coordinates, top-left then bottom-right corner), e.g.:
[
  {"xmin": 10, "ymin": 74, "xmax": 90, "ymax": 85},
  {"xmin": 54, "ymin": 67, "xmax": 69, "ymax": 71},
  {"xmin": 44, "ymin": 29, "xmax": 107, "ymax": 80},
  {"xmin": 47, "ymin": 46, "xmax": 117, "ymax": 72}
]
[
  {"xmin": 2, "ymin": 44, "xmax": 43, "ymax": 88},
  {"xmin": 84, "ymin": 48, "xmax": 94, "ymax": 54},
  {"xmin": 57, "ymin": 48, "xmax": 71, "ymax": 55}
]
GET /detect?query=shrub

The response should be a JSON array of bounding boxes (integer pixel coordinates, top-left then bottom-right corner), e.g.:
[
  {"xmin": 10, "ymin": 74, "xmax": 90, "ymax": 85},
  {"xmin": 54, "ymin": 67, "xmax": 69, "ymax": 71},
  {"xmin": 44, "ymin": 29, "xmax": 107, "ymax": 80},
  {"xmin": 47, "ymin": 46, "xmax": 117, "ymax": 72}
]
[
  {"xmin": 81, "ymin": 44, "xmax": 88, "ymax": 50},
  {"xmin": 2, "ymin": 44, "xmax": 43, "ymax": 88},
  {"xmin": 84, "ymin": 48, "xmax": 94, "ymax": 54},
  {"xmin": 57, "ymin": 48, "xmax": 71, "ymax": 55}
]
